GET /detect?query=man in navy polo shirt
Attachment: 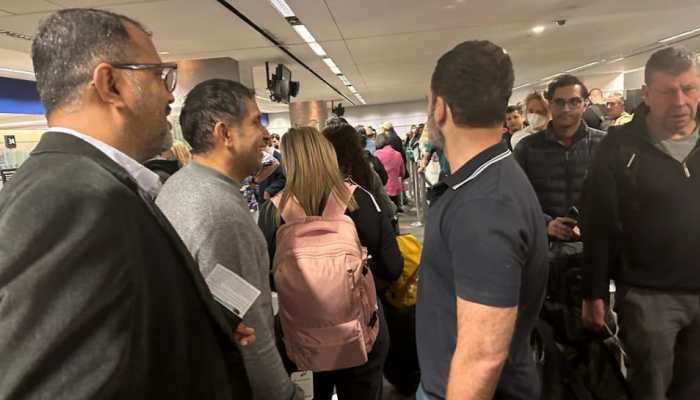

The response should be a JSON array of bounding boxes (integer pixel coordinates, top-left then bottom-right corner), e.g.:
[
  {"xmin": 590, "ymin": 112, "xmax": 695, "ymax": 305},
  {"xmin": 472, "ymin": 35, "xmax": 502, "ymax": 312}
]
[{"xmin": 416, "ymin": 40, "xmax": 549, "ymax": 400}]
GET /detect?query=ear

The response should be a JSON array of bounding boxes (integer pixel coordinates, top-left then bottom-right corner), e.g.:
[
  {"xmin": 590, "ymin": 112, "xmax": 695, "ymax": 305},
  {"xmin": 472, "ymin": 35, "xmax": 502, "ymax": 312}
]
[
  {"xmin": 214, "ymin": 121, "xmax": 237, "ymax": 149},
  {"xmin": 641, "ymin": 84, "xmax": 650, "ymax": 106},
  {"xmin": 434, "ymin": 95, "xmax": 448, "ymax": 126},
  {"xmin": 92, "ymin": 63, "xmax": 126, "ymax": 108}
]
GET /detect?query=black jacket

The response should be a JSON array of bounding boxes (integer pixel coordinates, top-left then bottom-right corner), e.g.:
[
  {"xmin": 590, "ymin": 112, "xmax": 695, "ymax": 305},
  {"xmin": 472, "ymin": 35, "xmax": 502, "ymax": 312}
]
[
  {"xmin": 365, "ymin": 150, "xmax": 389, "ymax": 185},
  {"xmin": 258, "ymin": 187, "xmax": 403, "ymax": 293},
  {"xmin": 582, "ymin": 107, "xmax": 700, "ymax": 299},
  {"xmin": 583, "ymin": 103, "xmax": 606, "ymax": 130},
  {"xmin": 514, "ymin": 121, "xmax": 606, "ymax": 224},
  {"xmin": 0, "ymin": 132, "xmax": 251, "ymax": 399},
  {"xmin": 256, "ymin": 164, "xmax": 286, "ymax": 203},
  {"xmin": 144, "ymin": 158, "xmax": 180, "ymax": 182}
]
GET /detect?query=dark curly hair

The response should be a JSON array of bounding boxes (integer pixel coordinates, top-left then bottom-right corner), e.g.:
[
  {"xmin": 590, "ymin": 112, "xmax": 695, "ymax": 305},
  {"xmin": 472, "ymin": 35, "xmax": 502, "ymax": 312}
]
[{"xmin": 322, "ymin": 123, "xmax": 374, "ymax": 190}]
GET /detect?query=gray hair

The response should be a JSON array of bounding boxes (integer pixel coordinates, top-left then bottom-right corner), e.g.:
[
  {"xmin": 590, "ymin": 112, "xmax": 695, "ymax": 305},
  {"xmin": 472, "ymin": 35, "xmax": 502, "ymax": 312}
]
[
  {"xmin": 179, "ymin": 79, "xmax": 255, "ymax": 154},
  {"xmin": 645, "ymin": 46, "xmax": 700, "ymax": 85},
  {"xmin": 31, "ymin": 8, "xmax": 149, "ymax": 114}
]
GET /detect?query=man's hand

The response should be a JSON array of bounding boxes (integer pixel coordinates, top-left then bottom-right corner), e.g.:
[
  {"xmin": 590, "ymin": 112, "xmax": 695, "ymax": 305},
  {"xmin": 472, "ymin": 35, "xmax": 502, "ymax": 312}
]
[
  {"xmin": 547, "ymin": 217, "xmax": 579, "ymax": 241},
  {"xmin": 582, "ymin": 299, "xmax": 606, "ymax": 333},
  {"xmin": 233, "ymin": 323, "xmax": 256, "ymax": 346}
]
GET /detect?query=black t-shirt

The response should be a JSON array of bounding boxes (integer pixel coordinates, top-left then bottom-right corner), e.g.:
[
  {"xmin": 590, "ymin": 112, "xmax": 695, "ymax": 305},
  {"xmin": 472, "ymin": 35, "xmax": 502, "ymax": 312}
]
[{"xmin": 416, "ymin": 142, "xmax": 548, "ymax": 400}]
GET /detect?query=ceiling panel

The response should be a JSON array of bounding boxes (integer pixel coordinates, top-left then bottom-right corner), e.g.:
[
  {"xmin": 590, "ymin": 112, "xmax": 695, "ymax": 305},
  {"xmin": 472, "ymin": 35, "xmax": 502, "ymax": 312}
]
[
  {"xmin": 2, "ymin": 0, "xmax": 700, "ymax": 107},
  {"xmin": 0, "ymin": 1, "xmax": 57, "ymax": 14},
  {"xmin": 50, "ymin": 0, "xmax": 164, "ymax": 7}
]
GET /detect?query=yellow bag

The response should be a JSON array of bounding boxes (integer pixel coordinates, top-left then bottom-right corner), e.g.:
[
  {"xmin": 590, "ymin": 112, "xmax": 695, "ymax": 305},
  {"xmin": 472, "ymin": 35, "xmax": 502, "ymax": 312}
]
[{"xmin": 385, "ymin": 234, "xmax": 422, "ymax": 308}]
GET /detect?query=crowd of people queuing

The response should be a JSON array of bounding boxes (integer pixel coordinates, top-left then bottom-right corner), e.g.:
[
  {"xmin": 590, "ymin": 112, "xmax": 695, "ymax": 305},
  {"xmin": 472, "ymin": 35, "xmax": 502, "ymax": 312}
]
[{"xmin": 1, "ymin": 7, "xmax": 699, "ymax": 400}]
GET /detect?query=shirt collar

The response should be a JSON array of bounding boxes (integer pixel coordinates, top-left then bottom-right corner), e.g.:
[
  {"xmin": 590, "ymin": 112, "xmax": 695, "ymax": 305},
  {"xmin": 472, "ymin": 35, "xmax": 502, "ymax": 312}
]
[
  {"xmin": 443, "ymin": 140, "xmax": 512, "ymax": 191},
  {"xmin": 543, "ymin": 120, "xmax": 589, "ymax": 144},
  {"xmin": 48, "ymin": 126, "xmax": 162, "ymax": 198}
]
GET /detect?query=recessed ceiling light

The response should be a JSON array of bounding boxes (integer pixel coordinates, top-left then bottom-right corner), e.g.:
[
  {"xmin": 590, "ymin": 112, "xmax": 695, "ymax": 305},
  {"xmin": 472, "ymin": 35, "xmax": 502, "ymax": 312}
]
[
  {"xmin": 607, "ymin": 57, "xmax": 625, "ymax": 64},
  {"xmin": 658, "ymin": 27, "xmax": 700, "ymax": 43},
  {"xmin": 307, "ymin": 42, "xmax": 326, "ymax": 57},
  {"xmin": 159, "ymin": 51, "xmax": 170, "ymax": 55},
  {"xmin": 322, "ymin": 58, "xmax": 342, "ymax": 75},
  {"xmin": 513, "ymin": 82, "xmax": 533, "ymax": 90},
  {"xmin": 531, "ymin": 25, "xmax": 545, "ymax": 34},
  {"xmin": 565, "ymin": 61, "xmax": 600, "ymax": 73},
  {"xmin": 269, "ymin": 0, "xmax": 295, "ymax": 18},
  {"xmin": 0, "ymin": 67, "xmax": 35, "ymax": 76}
]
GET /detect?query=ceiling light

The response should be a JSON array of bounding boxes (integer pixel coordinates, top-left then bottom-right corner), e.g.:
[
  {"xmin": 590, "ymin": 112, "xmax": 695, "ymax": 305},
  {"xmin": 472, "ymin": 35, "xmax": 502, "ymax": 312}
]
[
  {"xmin": 159, "ymin": 51, "xmax": 170, "ymax": 55},
  {"xmin": 355, "ymin": 94, "xmax": 366, "ymax": 104},
  {"xmin": 565, "ymin": 61, "xmax": 600, "ymax": 73},
  {"xmin": 292, "ymin": 24, "xmax": 317, "ymax": 44},
  {"xmin": 0, "ymin": 29, "xmax": 32, "ymax": 41},
  {"xmin": 0, "ymin": 67, "xmax": 35, "ymax": 76},
  {"xmin": 513, "ymin": 82, "xmax": 533, "ymax": 90},
  {"xmin": 540, "ymin": 73, "xmax": 560, "ymax": 82},
  {"xmin": 307, "ymin": 42, "xmax": 326, "ymax": 57},
  {"xmin": 607, "ymin": 57, "xmax": 625, "ymax": 64},
  {"xmin": 323, "ymin": 58, "xmax": 342, "ymax": 75},
  {"xmin": 269, "ymin": 0, "xmax": 295, "ymax": 18},
  {"xmin": 659, "ymin": 27, "xmax": 700, "ymax": 43},
  {"xmin": 531, "ymin": 25, "xmax": 545, "ymax": 34},
  {"xmin": 338, "ymin": 75, "xmax": 351, "ymax": 85},
  {"xmin": 348, "ymin": 86, "xmax": 358, "ymax": 94}
]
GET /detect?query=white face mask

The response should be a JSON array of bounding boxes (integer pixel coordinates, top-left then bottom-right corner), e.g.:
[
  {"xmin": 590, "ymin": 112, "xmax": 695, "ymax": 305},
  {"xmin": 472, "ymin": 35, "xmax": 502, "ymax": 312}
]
[{"xmin": 527, "ymin": 113, "xmax": 548, "ymax": 129}]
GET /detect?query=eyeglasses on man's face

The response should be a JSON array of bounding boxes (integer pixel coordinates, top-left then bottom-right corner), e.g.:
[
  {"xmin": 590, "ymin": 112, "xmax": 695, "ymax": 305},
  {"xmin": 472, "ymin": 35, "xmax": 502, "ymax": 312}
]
[
  {"xmin": 111, "ymin": 62, "xmax": 178, "ymax": 93},
  {"xmin": 551, "ymin": 97, "xmax": 584, "ymax": 109}
]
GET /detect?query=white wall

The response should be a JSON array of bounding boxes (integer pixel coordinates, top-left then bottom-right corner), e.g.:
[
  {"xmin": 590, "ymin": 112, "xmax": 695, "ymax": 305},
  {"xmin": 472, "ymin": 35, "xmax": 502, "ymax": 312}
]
[
  {"xmin": 624, "ymin": 69, "xmax": 645, "ymax": 90},
  {"xmin": 343, "ymin": 100, "xmax": 428, "ymax": 139},
  {"xmin": 265, "ymin": 99, "xmax": 429, "ymax": 139}
]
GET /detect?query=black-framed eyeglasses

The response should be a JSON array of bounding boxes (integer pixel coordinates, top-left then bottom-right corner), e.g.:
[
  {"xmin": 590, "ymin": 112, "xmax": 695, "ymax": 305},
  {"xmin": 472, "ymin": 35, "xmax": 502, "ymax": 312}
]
[
  {"xmin": 551, "ymin": 97, "xmax": 584, "ymax": 109},
  {"xmin": 111, "ymin": 62, "xmax": 178, "ymax": 93}
]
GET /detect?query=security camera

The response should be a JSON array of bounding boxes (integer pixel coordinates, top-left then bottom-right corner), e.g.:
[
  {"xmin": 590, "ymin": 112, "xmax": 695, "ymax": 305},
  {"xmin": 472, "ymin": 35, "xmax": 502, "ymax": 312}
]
[{"xmin": 555, "ymin": 19, "xmax": 567, "ymax": 26}]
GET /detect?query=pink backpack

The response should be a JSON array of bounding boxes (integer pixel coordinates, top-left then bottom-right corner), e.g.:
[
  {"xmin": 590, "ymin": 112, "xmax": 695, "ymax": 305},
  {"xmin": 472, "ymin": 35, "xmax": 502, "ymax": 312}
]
[{"xmin": 271, "ymin": 184, "xmax": 379, "ymax": 372}]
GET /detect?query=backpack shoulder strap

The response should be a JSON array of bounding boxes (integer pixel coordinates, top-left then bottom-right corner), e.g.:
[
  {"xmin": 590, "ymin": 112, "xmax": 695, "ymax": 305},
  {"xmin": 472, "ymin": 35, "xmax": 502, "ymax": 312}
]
[
  {"xmin": 322, "ymin": 183, "xmax": 357, "ymax": 218},
  {"xmin": 271, "ymin": 193, "xmax": 308, "ymax": 222}
]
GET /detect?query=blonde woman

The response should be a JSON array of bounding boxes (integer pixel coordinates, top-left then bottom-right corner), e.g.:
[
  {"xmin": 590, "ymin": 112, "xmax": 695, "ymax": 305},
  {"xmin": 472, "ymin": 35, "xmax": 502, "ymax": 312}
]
[{"xmin": 258, "ymin": 127, "xmax": 402, "ymax": 400}]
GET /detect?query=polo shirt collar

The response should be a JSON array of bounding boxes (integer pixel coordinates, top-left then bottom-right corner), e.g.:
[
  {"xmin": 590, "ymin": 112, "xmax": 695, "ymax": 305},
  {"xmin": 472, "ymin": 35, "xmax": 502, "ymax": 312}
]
[{"xmin": 443, "ymin": 141, "xmax": 511, "ymax": 191}]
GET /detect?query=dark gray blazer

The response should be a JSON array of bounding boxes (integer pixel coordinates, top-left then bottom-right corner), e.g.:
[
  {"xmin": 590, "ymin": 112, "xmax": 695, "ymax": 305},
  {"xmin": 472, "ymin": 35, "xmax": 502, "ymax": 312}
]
[{"xmin": 0, "ymin": 132, "xmax": 251, "ymax": 399}]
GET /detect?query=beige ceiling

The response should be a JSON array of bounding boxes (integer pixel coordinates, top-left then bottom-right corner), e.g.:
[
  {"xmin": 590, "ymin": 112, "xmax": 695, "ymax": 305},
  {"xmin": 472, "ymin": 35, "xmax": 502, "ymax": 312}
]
[{"xmin": 2, "ymin": 0, "xmax": 700, "ymax": 111}]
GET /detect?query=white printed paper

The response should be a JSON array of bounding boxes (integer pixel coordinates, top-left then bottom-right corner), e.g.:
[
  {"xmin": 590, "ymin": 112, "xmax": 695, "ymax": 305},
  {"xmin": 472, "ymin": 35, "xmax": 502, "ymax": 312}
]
[
  {"xmin": 291, "ymin": 371, "xmax": 314, "ymax": 399},
  {"xmin": 205, "ymin": 264, "xmax": 261, "ymax": 318}
]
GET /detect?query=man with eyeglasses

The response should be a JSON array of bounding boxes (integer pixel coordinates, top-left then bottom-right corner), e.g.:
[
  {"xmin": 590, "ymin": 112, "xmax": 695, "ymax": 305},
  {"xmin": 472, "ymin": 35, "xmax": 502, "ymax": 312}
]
[
  {"xmin": 582, "ymin": 46, "xmax": 700, "ymax": 400},
  {"xmin": 0, "ymin": 8, "xmax": 253, "ymax": 399},
  {"xmin": 513, "ymin": 74, "xmax": 605, "ymax": 342}
]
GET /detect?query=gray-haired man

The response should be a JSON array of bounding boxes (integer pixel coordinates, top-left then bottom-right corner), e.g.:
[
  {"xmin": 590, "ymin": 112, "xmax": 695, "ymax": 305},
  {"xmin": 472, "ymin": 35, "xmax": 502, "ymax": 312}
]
[{"xmin": 0, "ymin": 8, "xmax": 252, "ymax": 399}]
